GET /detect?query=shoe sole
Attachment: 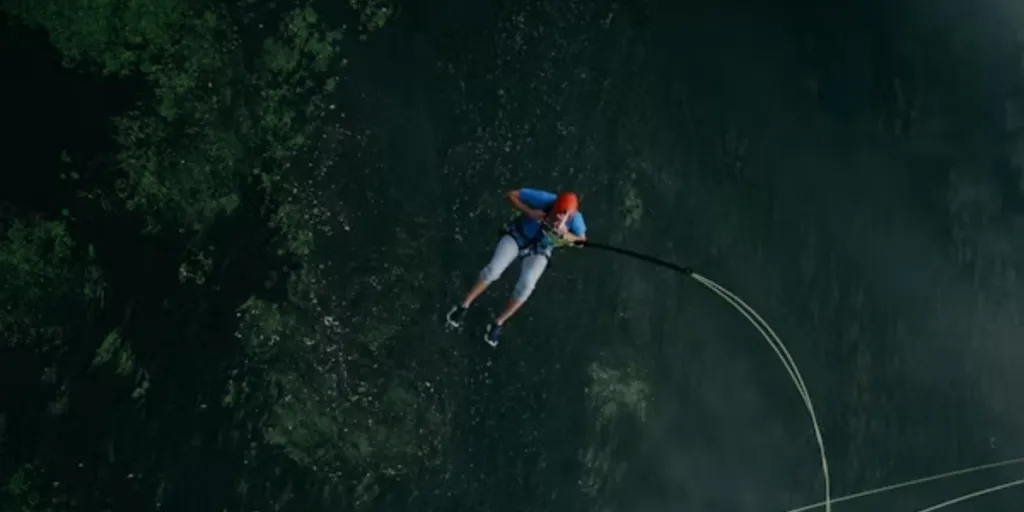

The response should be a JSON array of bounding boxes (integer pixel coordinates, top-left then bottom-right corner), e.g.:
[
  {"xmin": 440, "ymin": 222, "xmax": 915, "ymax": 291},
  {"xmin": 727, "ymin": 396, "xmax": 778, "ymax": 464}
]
[
  {"xmin": 483, "ymin": 323, "xmax": 499, "ymax": 347},
  {"xmin": 444, "ymin": 307, "xmax": 465, "ymax": 330}
]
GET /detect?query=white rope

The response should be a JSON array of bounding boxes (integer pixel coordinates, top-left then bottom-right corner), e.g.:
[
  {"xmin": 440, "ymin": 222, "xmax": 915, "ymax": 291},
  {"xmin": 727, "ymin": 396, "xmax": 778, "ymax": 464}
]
[
  {"xmin": 692, "ymin": 274, "xmax": 810, "ymax": 403},
  {"xmin": 579, "ymin": 242, "xmax": 1024, "ymax": 512},
  {"xmin": 689, "ymin": 272, "xmax": 831, "ymax": 512},
  {"xmin": 914, "ymin": 476, "xmax": 1024, "ymax": 512},
  {"xmin": 785, "ymin": 457, "xmax": 1024, "ymax": 511},
  {"xmin": 690, "ymin": 272, "xmax": 1024, "ymax": 512}
]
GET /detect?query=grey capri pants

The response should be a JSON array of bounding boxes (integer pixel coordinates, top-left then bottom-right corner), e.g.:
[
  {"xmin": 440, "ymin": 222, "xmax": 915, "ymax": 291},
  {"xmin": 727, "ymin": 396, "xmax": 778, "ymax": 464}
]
[{"xmin": 479, "ymin": 234, "xmax": 550, "ymax": 300}]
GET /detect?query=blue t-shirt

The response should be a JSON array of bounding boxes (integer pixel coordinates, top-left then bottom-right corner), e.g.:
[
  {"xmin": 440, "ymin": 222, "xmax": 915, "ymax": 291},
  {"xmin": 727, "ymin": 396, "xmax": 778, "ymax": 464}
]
[{"xmin": 507, "ymin": 188, "xmax": 587, "ymax": 254}]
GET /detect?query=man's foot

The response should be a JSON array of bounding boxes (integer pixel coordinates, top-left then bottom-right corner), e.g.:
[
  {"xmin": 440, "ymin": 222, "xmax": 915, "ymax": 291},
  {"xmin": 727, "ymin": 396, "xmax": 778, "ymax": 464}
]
[
  {"xmin": 445, "ymin": 304, "xmax": 468, "ymax": 329},
  {"xmin": 484, "ymin": 321, "xmax": 502, "ymax": 347}
]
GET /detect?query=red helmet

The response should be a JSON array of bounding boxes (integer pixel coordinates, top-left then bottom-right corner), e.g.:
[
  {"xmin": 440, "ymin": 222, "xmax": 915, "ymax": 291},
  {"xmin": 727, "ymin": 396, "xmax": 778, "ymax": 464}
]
[{"xmin": 551, "ymin": 191, "xmax": 579, "ymax": 216}]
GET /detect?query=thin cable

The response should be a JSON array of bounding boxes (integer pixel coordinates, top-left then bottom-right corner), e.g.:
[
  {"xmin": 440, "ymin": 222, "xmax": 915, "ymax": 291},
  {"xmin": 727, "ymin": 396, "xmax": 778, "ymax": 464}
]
[
  {"xmin": 692, "ymin": 274, "xmax": 811, "ymax": 401},
  {"xmin": 691, "ymin": 275, "xmax": 1024, "ymax": 512},
  {"xmin": 693, "ymin": 274, "xmax": 809, "ymax": 402},
  {"xmin": 576, "ymin": 242, "xmax": 809, "ymax": 398},
  {"xmin": 691, "ymin": 275, "xmax": 808, "ymax": 402},
  {"xmin": 573, "ymin": 240, "xmax": 1024, "ymax": 512},
  {"xmin": 785, "ymin": 457, "xmax": 1024, "ymax": 511},
  {"xmin": 575, "ymin": 241, "xmax": 831, "ymax": 510},
  {"xmin": 576, "ymin": 241, "xmax": 832, "ymax": 511},
  {"xmin": 913, "ymin": 476, "xmax": 1024, "ymax": 512},
  {"xmin": 691, "ymin": 272, "xmax": 830, "ymax": 512}
]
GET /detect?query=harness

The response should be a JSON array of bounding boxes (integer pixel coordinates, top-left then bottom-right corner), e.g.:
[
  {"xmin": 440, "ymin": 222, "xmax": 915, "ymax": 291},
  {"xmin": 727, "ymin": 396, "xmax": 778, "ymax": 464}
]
[{"xmin": 499, "ymin": 207, "xmax": 558, "ymax": 260}]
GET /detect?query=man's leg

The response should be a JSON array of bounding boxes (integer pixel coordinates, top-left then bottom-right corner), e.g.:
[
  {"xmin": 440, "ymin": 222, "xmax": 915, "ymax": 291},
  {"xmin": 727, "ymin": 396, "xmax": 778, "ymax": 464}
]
[
  {"xmin": 485, "ymin": 253, "xmax": 549, "ymax": 346},
  {"xmin": 446, "ymin": 235, "xmax": 520, "ymax": 328}
]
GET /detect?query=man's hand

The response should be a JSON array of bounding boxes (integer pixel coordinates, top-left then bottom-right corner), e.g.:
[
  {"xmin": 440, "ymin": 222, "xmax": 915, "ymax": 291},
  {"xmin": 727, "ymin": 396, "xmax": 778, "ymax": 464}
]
[
  {"xmin": 553, "ymin": 224, "xmax": 585, "ymax": 247},
  {"xmin": 527, "ymin": 209, "xmax": 547, "ymax": 222},
  {"xmin": 508, "ymin": 190, "xmax": 548, "ymax": 222}
]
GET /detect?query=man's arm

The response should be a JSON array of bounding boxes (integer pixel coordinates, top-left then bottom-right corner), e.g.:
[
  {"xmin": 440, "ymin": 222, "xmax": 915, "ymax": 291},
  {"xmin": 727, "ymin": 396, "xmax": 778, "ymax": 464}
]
[
  {"xmin": 560, "ymin": 231, "xmax": 586, "ymax": 244},
  {"xmin": 507, "ymin": 189, "xmax": 546, "ymax": 221},
  {"xmin": 558, "ymin": 214, "xmax": 587, "ymax": 244}
]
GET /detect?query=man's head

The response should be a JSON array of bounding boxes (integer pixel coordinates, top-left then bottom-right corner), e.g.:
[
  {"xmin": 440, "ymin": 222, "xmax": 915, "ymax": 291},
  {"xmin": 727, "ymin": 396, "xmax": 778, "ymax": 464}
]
[{"xmin": 547, "ymin": 191, "xmax": 579, "ymax": 228}]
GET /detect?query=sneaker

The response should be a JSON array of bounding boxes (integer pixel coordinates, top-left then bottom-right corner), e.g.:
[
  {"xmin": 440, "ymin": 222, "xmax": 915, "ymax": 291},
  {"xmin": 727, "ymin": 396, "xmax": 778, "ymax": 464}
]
[
  {"xmin": 445, "ymin": 304, "xmax": 468, "ymax": 329},
  {"xmin": 484, "ymin": 321, "xmax": 502, "ymax": 347}
]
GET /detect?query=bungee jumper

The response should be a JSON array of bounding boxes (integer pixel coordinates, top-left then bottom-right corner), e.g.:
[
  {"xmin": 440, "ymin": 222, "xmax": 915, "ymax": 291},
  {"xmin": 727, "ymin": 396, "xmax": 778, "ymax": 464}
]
[
  {"xmin": 445, "ymin": 187, "xmax": 587, "ymax": 347},
  {"xmin": 442, "ymin": 188, "xmax": 833, "ymax": 510}
]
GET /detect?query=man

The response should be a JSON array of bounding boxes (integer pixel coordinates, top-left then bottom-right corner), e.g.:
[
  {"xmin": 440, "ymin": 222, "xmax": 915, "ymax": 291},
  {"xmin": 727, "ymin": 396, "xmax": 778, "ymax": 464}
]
[{"xmin": 446, "ymin": 187, "xmax": 587, "ymax": 347}]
